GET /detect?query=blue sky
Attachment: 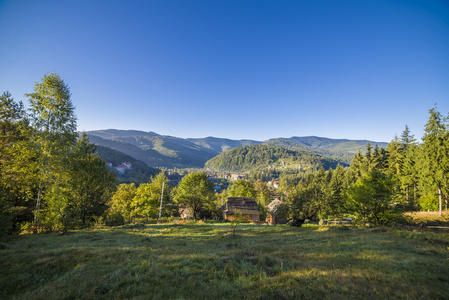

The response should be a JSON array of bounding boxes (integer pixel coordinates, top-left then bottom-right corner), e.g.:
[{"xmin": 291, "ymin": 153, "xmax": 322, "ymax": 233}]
[{"xmin": 1, "ymin": 0, "xmax": 448, "ymax": 142}]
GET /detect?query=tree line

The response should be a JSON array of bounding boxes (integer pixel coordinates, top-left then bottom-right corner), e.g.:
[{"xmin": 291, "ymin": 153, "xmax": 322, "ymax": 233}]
[
  {"xmin": 1, "ymin": 73, "xmax": 115, "ymax": 234},
  {"xmin": 285, "ymin": 109, "xmax": 449, "ymax": 225}
]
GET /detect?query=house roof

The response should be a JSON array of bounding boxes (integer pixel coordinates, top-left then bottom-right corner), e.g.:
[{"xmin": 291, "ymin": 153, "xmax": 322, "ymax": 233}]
[
  {"xmin": 223, "ymin": 197, "xmax": 260, "ymax": 216},
  {"xmin": 266, "ymin": 198, "xmax": 286, "ymax": 216}
]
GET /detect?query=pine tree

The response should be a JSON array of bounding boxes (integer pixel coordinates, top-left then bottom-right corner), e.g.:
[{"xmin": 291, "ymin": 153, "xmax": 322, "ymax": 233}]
[
  {"xmin": 400, "ymin": 125, "xmax": 417, "ymax": 151},
  {"xmin": 371, "ymin": 145, "xmax": 381, "ymax": 171},
  {"xmin": 328, "ymin": 164, "xmax": 346, "ymax": 218},
  {"xmin": 421, "ymin": 106, "xmax": 448, "ymax": 215},
  {"xmin": 363, "ymin": 142, "xmax": 373, "ymax": 173},
  {"xmin": 400, "ymin": 144, "xmax": 421, "ymax": 206},
  {"xmin": 398, "ymin": 125, "xmax": 418, "ymax": 205},
  {"xmin": 386, "ymin": 135, "xmax": 403, "ymax": 176}
]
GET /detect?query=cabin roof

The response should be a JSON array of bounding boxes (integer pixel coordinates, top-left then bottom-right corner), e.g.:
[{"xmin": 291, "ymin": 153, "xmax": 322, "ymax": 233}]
[{"xmin": 223, "ymin": 197, "xmax": 260, "ymax": 215}]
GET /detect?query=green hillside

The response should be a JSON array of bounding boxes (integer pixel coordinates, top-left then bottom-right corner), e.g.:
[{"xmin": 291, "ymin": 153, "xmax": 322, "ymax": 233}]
[
  {"xmin": 205, "ymin": 144, "xmax": 342, "ymax": 172},
  {"xmin": 264, "ymin": 138, "xmax": 354, "ymax": 165},
  {"xmin": 187, "ymin": 137, "xmax": 261, "ymax": 153},
  {"xmin": 285, "ymin": 136, "xmax": 388, "ymax": 153},
  {"xmin": 95, "ymin": 145, "xmax": 160, "ymax": 178},
  {"xmin": 86, "ymin": 130, "xmax": 388, "ymax": 169},
  {"xmin": 86, "ymin": 131, "xmax": 216, "ymax": 168}
]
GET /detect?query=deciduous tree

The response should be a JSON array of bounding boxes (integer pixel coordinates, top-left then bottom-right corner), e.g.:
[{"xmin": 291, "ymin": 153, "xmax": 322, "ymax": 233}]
[
  {"xmin": 27, "ymin": 73, "xmax": 77, "ymax": 231},
  {"xmin": 173, "ymin": 172, "xmax": 214, "ymax": 220}
]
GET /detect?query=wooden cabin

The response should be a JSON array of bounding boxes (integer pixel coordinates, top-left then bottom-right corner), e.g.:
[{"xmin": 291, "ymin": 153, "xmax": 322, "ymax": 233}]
[
  {"xmin": 178, "ymin": 205, "xmax": 193, "ymax": 219},
  {"xmin": 222, "ymin": 197, "xmax": 260, "ymax": 222},
  {"xmin": 266, "ymin": 198, "xmax": 288, "ymax": 225}
]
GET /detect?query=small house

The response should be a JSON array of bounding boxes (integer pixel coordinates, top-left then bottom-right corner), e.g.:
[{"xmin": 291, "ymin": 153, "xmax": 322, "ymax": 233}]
[
  {"xmin": 266, "ymin": 198, "xmax": 288, "ymax": 225},
  {"xmin": 231, "ymin": 174, "xmax": 244, "ymax": 181},
  {"xmin": 178, "ymin": 205, "xmax": 193, "ymax": 219},
  {"xmin": 223, "ymin": 197, "xmax": 260, "ymax": 222}
]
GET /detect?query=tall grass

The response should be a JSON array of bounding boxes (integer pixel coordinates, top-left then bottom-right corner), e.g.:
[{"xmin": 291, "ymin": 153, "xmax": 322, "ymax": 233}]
[{"xmin": 1, "ymin": 223, "xmax": 448, "ymax": 299}]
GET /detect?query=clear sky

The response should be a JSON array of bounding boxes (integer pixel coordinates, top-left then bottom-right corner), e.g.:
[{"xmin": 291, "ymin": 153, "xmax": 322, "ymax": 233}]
[{"xmin": 1, "ymin": 0, "xmax": 448, "ymax": 142}]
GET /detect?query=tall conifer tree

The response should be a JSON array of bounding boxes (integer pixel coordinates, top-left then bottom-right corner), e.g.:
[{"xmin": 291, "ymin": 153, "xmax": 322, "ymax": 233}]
[{"xmin": 421, "ymin": 106, "xmax": 448, "ymax": 215}]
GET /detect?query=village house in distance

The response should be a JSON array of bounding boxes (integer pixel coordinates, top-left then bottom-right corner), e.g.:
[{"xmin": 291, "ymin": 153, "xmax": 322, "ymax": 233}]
[
  {"xmin": 222, "ymin": 197, "xmax": 260, "ymax": 222},
  {"xmin": 106, "ymin": 162, "xmax": 132, "ymax": 175}
]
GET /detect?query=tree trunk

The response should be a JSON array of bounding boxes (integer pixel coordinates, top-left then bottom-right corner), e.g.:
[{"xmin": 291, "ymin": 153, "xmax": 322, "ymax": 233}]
[
  {"xmin": 413, "ymin": 181, "xmax": 416, "ymax": 202},
  {"xmin": 33, "ymin": 181, "xmax": 43, "ymax": 234},
  {"xmin": 405, "ymin": 186, "xmax": 409, "ymax": 202},
  {"xmin": 438, "ymin": 183, "xmax": 442, "ymax": 216}
]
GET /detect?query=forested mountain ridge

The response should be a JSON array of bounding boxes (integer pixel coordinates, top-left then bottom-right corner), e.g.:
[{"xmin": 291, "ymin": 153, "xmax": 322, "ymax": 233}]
[
  {"xmin": 187, "ymin": 136, "xmax": 261, "ymax": 153},
  {"xmin": 86, "ymin": 129, "xmax": 387, "ymax": 168},
  {"xmin": 86, "ymin": 133, "xmax": 216, "ymax": 168},
  {"xmin": 205, "ymin": 144, "xmax": 344, "ymax": 172},
  {"xmin": 263, "ymin": 138, "xmax": 381, "ymax": 165}
]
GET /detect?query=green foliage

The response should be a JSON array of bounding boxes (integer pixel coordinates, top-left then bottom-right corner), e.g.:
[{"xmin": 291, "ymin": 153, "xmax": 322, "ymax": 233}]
[
  {"xmin": 205, "ymin": 144, "xmax": 341, "ymax": 173},
  {"xmin": 288, "ymin": 169, "xmax": 329, "ymax": 226},
  {"xmin": 227, "ymin": 179, "xmax": 257, "ymax": 198},
  {"xmin": 108, "ymin": 183, "xmax": 137, "ymax": 223},
  {"xmin": 133, "ymin": 173, "xmax": 171, "ymax": 220},
  {"xmin": 345, "ymin": 170, "xmax": 403, "ymax": 225},
  {"xmin": 173, "ymin": 172, "xmax": 215, "ymax": 219},
  {"xmin": 27, "ymin": 73, "xmax": 77, "ymax": 147},
  {"xmin": 41, "ymin": 133, "xmax": 117, "ymax": 231},
  {"xmin": 2, "ymin": 74, "xmax": 122, "ymax": 234},
  {"xmin": 420, "ymin": 106, "xmax": 449, "ymax": 215},
  {"xmin": 264, "ymin": 138, "xmax": 354, "ymax": 165},
  {"xmin": 27, "ymin": 73, "xmax": 78, "ymax": 230},
  {"xmin": 419, "ymin": 194, "xmax": 439, "ymax": 211},
  {"xmin": 0, "ymin": 91, "xmax": 36, "ymax": 235}
]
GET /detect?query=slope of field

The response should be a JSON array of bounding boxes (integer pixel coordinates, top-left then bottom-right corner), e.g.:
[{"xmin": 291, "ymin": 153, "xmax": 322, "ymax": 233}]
[{"xmin": 1, "ymin": 224, "xmax": 448, "ymax": 299}]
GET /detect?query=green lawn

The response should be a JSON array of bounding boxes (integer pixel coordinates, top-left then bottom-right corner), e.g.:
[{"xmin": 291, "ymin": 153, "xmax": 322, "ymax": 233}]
[{"xmin": 1, "ymin": 223, "xmax": 448, "ymax": 299}]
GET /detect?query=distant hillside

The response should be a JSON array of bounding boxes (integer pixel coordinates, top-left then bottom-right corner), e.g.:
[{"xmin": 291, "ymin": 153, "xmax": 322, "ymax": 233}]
[
  {"xmin": 86, "ymin": 129, "xmax": 160, "ymax": 140},
  {"xmin": 85, "ymin": 129, "xmax": 388, "ymax": 169},
  {"xmin": 283, "ymin": 136, "xmax": 388, "ymax": 154},
  {"xmin": 264, "ymin": 138, "xmax": 352, "ymax": 165},
  {"xmin": 86, "ymin": 130, "xmax": 216, "ymax": 168},
  {"xmin": 187, "ymin": 137, "xmax": 261, "ymax": 153},
  {"xmin": 95, "ymin": 145, "xmax": 160, "ymax": 178},
  {"xmin": 205, "ymin": 145, "xmax": 343, "ymax": 173}
]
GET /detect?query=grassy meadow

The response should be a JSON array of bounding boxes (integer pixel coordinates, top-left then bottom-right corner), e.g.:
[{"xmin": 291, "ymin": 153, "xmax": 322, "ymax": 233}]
[{"xmin": 1, "ymin": 221, "xmax": 449, "ymax": 299}]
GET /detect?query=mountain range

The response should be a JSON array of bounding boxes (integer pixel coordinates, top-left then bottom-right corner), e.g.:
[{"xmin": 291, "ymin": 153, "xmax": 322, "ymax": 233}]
[{"xmin": 85, "ymin": 129, "xmax": 388, "ymax": 169}]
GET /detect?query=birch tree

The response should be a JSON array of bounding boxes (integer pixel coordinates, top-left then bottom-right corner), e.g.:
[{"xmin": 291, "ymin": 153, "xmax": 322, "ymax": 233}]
[{"xmin": 27, "ymin": 73, "xmax": 77, "ymax": 231}]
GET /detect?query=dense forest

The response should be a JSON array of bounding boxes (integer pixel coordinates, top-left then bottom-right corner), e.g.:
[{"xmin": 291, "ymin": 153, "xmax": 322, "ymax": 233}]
[{"xmin": 205, "ymin": 144, "xmax": 343, "ymax": 172}]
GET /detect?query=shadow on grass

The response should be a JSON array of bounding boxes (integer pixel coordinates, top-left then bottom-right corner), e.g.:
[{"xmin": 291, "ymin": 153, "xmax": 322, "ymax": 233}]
[{"xmin": 1, "ymin": 224, "xmax": 449, "ymax": 299}]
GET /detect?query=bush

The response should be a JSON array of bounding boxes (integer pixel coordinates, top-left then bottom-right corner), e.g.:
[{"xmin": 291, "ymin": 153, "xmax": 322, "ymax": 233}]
[
  {"xmin": 104, "ymin": 213, "xmax": 125, "ymax": 227},
  {"xmin": 419, "ymin": 194, "xmax": 439, "ymax": 211},
  {"xmin": 345, "ymin": 171, "xmax": 404, "ymax": 225}
]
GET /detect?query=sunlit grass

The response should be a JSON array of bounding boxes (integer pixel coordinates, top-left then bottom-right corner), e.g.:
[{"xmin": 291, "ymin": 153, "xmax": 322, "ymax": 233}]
[{"xmin": 1, "ymin": 223, "xmax": 448, "ymax": 299}]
